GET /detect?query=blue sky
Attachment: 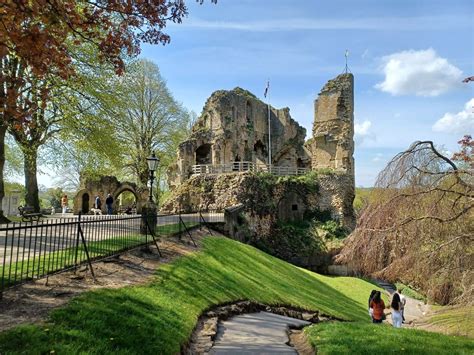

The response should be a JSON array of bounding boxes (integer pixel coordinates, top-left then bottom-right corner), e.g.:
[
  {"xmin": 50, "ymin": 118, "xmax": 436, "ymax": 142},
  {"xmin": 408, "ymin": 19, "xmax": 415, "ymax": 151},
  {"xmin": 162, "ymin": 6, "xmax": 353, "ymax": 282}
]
[{"xmin": 137, "ymin": 0, "xmax": 473, "ymax": 187}]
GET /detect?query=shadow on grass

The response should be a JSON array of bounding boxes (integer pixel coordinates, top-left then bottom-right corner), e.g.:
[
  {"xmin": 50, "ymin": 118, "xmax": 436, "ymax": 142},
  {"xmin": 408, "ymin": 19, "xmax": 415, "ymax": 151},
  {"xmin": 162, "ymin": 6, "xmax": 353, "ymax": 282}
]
[{"xmin": 0, "ymin": 236, "xmax": 385, "ymax": 354}]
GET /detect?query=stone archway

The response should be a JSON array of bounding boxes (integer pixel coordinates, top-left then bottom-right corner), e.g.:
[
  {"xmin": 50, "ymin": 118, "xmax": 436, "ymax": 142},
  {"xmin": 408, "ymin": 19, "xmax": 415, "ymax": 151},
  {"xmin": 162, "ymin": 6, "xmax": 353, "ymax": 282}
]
[{"xmin": 73, "ymin": 176, "xmax": 148, "ymax": 215}]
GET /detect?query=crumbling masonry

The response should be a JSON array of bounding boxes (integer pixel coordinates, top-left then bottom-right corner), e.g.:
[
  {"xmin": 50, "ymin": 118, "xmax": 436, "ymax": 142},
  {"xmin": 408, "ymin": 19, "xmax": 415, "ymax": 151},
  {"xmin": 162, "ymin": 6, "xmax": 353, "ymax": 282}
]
[{"xmin": 164, "ymin": 74, "xmax": 355, "ymax": 230}]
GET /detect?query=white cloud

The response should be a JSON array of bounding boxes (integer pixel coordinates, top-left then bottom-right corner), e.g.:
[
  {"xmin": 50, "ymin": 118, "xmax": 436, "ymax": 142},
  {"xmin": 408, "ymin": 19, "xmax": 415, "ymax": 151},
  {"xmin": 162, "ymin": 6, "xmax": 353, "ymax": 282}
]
[
  {"xmin": 375, "ymin": 48, "xmax": 463, "ymax": 97},
  {"xmin": 372, "ymin": 153, "xmax": 384, "ymax": 163},
  {"xmin": 355, "ymin": 120, "xmax": 376, "ymax": 146},
  {"xmin": 433, "ymin": 98, "xmax": 474, "ymax": 134},
  {"xmin": 177, "ymin": 15, "xmax": 471, "ymax": 32}
]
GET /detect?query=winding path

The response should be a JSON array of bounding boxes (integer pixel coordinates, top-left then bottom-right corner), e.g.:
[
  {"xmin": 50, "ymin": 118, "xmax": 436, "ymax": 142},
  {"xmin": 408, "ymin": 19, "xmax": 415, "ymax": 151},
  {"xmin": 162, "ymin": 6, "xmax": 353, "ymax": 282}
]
[{"xmin": 209, "ymin": 312, "xmax": 310, "ymax": 354}]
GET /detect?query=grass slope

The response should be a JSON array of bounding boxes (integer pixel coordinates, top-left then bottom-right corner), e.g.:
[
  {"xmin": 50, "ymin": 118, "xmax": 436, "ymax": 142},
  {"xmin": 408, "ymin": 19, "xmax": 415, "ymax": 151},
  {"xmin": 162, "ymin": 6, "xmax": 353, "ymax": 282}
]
[
  {"xmin": 305, "ymin": 322, "xmax": 474, "ymax": 354},
  {"xmin": 0, "ymin": 236, "xmax": 471, "ymax": 354}
]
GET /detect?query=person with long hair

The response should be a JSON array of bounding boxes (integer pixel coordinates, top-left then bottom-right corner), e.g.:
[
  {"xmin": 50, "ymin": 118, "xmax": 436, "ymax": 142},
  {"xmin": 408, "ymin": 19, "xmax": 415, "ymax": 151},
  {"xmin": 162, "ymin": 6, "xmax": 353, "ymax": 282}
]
[
  {"xmin": 391, "ymin": 292, "xmax": 403, "ymax": 328},
  {"xmin": 368, "ymin": 290, "xmax": 377, "ymax": 319},
  {"xmin": 369, "ymin": 291, "xmax": 385, "ymax": 323}
]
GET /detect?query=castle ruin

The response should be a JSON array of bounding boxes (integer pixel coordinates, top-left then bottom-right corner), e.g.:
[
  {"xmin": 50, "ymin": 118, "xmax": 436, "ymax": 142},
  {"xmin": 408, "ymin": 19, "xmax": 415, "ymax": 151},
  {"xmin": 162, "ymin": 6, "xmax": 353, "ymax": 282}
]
[{"xmin": 164, "ymin": 73, "xmax": 355, "ymax": 230}]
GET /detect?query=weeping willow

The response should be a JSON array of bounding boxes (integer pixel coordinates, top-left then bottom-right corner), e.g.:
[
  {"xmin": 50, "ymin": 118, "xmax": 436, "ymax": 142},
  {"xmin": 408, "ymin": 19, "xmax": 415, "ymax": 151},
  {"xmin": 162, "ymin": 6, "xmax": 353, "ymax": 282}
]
[{"xmin": 337, "ymin": 141, "xmax": 473, "ymax": 305}]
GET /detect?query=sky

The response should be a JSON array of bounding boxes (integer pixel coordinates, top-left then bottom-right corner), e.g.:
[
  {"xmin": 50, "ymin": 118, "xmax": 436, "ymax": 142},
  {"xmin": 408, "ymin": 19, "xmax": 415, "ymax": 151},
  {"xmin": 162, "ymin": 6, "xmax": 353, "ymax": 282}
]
[
  {"xmin": 34, "ymin": 0, "xmax": 473, "ymax": 188},
  {"xmin": 138, "ymin": 0, "xmax": 474, "ymax": 187}
]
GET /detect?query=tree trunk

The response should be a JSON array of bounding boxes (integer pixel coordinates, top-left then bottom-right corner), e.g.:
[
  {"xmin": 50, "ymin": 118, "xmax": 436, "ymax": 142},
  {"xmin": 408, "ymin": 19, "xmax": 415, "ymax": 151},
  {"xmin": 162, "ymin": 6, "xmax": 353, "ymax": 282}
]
[
  {"xmin": 22, "ymin": 145, "xmax": 40, "ymax": 212},
  {"xmin": 0, "ymin": 124, "xmax": 10, "ymax": 223}
]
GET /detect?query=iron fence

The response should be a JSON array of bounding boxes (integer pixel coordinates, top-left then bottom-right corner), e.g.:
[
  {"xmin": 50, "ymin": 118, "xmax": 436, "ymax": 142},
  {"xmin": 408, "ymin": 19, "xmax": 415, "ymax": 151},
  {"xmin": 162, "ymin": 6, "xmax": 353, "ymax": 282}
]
[{"xmin": 0, "ymin": 211, "xmax": 224, "ymax": 298}]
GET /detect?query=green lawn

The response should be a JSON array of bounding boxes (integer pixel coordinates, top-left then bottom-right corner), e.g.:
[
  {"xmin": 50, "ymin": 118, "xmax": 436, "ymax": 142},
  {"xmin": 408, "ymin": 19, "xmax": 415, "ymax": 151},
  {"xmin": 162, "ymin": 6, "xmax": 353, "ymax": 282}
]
[
  {"xmin": 425, "ymin": 305, "xmax": 474, "ymax": 338},
  {"xmin": 0, "ymin": 236, "xmax": 471, "ymax": 354},
  {"xmin": 1, "ymin": 222, "xmax": 197, "ymax": 288},
  {"xmin": 305, "ymin": 321, "xmax": 474, "ymax": 354}
]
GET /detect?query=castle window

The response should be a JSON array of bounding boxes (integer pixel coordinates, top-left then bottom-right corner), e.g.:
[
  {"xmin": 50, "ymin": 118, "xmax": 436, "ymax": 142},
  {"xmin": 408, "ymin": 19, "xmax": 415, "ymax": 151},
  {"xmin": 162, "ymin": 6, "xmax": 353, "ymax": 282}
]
[
  {"xmin": 292, "ymin": 204, "xmax": 298, "ymax": 211},
  {"xmin": 195, "ymin": 144, "xmax": 212, "ymax": 164}
]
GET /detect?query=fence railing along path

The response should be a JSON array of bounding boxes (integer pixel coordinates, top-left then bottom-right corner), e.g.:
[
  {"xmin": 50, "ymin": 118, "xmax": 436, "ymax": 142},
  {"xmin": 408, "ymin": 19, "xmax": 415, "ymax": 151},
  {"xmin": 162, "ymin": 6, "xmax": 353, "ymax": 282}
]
[
  {"xmin": 0, "ymin": 211, "xmax": 224, "ymax": 298},
  {"xmin": 192, "ymin": 161, "xmax": 308, "ymax": 176}
]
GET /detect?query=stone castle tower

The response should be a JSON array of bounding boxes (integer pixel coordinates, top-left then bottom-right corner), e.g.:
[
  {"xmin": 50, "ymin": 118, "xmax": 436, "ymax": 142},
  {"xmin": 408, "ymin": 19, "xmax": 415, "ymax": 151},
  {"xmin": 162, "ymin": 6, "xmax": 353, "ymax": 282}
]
[{"xmin": 311, "ymin": 73, "xmax": 354, "ymax": 181}]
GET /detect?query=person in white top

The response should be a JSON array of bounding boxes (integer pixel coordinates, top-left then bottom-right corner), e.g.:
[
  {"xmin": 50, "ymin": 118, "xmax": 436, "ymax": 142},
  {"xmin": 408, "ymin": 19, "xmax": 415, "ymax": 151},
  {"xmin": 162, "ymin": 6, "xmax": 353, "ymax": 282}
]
[
  {"xmin": 397, "ymin": 289, "xmax": 406, "ymax": 322},
  {"xmin": 391, "ymin": 292, "xmax": 403, "ymax": 328}
]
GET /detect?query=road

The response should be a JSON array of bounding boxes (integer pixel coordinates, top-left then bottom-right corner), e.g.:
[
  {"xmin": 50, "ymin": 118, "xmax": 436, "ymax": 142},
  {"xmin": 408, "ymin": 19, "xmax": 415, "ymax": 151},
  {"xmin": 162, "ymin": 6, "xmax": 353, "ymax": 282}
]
[{"xmin": 0, "ymin": 213, "xmax": 223, "ymax": 266}]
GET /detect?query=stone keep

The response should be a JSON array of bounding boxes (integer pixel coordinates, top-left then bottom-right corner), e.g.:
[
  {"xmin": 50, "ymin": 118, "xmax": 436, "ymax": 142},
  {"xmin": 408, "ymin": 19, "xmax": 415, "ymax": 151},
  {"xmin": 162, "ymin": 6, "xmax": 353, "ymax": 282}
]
[
  {"xmin": 168, "ymin": 88, "xmax": 311, "ymax": 189},
  {"xmin": 164, "ymin": 74, "xmax": 356, "ymax": 229},
  {"xmin": 311, "ymin": 73, "xmax": 354, "ymax": 180}
]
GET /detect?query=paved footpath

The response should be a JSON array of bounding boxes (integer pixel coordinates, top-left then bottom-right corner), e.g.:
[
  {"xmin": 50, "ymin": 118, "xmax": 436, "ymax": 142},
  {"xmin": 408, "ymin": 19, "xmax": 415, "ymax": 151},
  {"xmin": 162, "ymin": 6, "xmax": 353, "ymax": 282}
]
[
  {"xmin": 376, "ymin": 280, "xmax": 429, "ymax": 326},
  {"xmin": 209, "ymin": 312, "xmax": 310, "ymax": 354}
]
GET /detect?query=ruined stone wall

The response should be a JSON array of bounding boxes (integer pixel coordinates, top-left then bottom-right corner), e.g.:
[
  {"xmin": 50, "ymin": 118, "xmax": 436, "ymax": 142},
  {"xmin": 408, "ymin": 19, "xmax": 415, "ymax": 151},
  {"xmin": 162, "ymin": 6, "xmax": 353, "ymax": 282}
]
[
  {"xmin": 312, "ymin": 74, "xmax": 354, "ymax": 178},
  {"xmin": 168, "ymin": 88, "xmax": 311, "ymax": 189},
  {"xmin": 165, "ymin": 73, "xmax": 356, "ymax": 230},
  {"xmin": 73, "ymin": 176, "xmax": 148, "ymax": 214},
  {"xmin": 161, "ymin": 171, "xmax": 354, "ymax": 229}
]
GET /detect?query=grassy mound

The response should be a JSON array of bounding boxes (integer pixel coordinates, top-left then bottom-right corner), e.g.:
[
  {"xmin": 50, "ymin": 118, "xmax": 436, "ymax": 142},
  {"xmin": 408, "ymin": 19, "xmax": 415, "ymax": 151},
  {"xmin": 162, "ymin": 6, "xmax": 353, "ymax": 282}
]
[{"xmin": 0, "ymin": 237, "xmax": 471, "ymax": 354}]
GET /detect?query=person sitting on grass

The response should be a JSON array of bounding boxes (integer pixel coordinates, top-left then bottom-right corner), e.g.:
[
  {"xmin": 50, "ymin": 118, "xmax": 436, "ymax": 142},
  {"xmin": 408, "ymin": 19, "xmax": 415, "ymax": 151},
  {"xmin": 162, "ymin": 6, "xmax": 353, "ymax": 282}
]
[
  {"xmin": 369, "ymin": 291, "xmax": 385, "ymax": 324},
  {"xmin": 391, "ymin": 292, "xmax": 403, "ymax": 328}
]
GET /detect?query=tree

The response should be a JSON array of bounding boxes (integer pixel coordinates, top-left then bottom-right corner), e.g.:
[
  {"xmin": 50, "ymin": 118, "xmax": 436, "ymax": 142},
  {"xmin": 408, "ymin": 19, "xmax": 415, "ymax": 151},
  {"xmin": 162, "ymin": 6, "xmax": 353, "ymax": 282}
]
[
  {"xmin": 336, "ymin": 141, "xmax": 473, "ymax": 305},
  {"xmin": 3, "ymin": 57, "xmax": 63, "ymax": 211},
  {"xmin": 102, "ymin": 59, "xmax": 191, "ymax": 188},
  {"xmin": 0, "ymin": 0, "xmax": 216, "ymax": 218},
  {"xmin": 452, "ymin": 135, "xmax": 473, "ymax": 169}
]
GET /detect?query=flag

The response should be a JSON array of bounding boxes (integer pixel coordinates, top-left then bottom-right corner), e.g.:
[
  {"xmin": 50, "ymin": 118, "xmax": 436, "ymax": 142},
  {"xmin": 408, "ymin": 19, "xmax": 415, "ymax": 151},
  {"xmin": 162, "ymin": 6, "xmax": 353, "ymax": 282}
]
[{"xmin": 264, "ymin": 80, "xmax": 269, "ymax": 98}]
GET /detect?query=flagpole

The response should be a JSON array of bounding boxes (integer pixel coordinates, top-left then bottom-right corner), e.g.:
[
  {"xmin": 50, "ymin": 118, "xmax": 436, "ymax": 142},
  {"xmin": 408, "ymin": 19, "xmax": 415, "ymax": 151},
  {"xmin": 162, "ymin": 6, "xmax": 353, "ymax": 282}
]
[{"xmin": 267, "ymin": 81, "xmax": 271, "ymax": 171}]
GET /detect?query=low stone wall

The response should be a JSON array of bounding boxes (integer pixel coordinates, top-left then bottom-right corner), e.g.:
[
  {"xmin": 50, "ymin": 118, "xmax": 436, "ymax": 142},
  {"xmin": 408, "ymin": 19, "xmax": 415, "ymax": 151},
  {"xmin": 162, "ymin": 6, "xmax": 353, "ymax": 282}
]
[{"xmin": 182, "ymin": 300, "xmax": 338, "ymax": 354}]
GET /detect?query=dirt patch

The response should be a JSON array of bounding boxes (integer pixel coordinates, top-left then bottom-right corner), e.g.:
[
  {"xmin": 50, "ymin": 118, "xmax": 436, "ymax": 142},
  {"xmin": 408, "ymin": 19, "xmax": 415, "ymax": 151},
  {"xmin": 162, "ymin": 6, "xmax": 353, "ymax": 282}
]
[
  {"xmin": 0, "ymin": 230, "xmax": 212, "ymax": 332},
  {"xmin": 288, "ymin": 329, "xmax": 314, "ymax": 355}
]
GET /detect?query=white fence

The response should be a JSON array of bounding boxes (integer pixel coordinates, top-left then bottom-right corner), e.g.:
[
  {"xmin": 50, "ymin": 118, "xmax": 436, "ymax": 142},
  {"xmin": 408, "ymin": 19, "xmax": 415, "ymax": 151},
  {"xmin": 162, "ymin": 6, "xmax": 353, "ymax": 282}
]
[{"xmin": 191, "ymin": 161, "xmax": 308, "ymax": 176}]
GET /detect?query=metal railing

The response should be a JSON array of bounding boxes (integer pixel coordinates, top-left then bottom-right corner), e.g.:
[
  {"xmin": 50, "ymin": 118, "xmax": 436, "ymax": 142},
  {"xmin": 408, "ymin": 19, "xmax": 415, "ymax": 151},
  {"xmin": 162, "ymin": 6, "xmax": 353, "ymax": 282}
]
[
  {"xmin": 191, "ymin": 161, "xmax": 308, "ymax": 176},
  {"xmin": 0, "ymin": 211, "xmax": 224, "ymax": 298}
]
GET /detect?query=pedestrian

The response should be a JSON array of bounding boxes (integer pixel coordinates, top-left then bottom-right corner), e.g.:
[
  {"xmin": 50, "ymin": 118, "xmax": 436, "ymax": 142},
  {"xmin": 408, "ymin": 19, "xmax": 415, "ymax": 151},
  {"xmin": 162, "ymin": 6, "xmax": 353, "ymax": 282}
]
[
  {"xmin": 105, "ymin": 193, "xmax": 113, "ymax": 215},
  {"xmin": 95, "ymin": 195, "xmax": 102, "ymax": 210},
  {"xmin": 391, "ymin": 292, "xmax": 403, "ymax": 328},
  {"xmin": 368, "ymin": 290, "xmax": 377, "ymax": 319},
  {"xmin": 397, "ymin": 289, "xmax": 407, "ymax": 323},
  {"xmin": 369, "ymin": 291, "xmax": 386, "ymax": 324},
  {"xmin": 61, "ymin": 194, "xmax": 68, "ymax": 215}
]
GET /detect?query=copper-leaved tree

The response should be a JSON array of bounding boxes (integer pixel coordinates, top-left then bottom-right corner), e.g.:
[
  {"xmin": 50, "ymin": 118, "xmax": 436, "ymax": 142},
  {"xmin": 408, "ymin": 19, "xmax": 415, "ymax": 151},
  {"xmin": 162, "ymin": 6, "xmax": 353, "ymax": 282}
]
[{"xmin": 0, "ymin": 0, "xmax": 216, "ymax": 217}]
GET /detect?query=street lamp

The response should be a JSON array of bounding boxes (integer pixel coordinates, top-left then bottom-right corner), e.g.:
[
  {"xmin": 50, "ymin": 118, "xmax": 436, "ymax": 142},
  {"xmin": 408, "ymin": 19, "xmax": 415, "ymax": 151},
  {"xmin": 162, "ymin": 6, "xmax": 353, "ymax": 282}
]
[{"xmin": 146, "ymin": 152, "xmax": 160, "ymax": 202}]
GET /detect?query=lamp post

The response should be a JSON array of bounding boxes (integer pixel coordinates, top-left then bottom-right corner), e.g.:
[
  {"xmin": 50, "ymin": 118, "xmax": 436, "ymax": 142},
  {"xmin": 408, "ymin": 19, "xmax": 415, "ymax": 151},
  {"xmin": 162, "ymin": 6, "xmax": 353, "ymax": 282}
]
[
  {"xmin": 146, "ymin": 152, "xmax": 160, "ymax": 202},
  {"xmin": 141, "ymin": 152, "xmax": 159, "ymax": 237}
]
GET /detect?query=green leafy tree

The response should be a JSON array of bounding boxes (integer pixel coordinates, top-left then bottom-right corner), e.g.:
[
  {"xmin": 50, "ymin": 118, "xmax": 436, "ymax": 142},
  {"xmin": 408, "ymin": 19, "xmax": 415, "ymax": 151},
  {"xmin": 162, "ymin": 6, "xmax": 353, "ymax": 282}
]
[{"xmin": 103, "ymin": 60, "xmax": 191, "ymax": 189}]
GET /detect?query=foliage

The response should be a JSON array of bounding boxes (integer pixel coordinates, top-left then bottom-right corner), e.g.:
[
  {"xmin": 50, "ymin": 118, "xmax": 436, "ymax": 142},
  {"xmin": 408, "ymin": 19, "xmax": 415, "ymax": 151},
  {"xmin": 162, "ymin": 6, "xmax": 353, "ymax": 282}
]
[
  {"xmin": 41, "ymin": 187, "xmax": 65, "ymax": 210},
  {"xmin": 0, "ymin": 1, "xmax": 216, "ymax": 88},
  {"xmin": 305, "ymin": 321, "xmax": 474, "ymax": 354},
  {"xmin": 395, "ymin": 282, "xmax": 427, "ymax": 303},
  {"xmin": 452, "ymin": 135, "xmax": 473, "ymax": 169},
  {"xmin": 0, "ymin": 236, "xmax": 388, "ymax": 353},
  {"xmin": 4, "ymin": 136, "xmax": 22, "ymax": 179},
  {"xmin": 337, "ymin": 141, "xmax": 473, "ymax": 305}
]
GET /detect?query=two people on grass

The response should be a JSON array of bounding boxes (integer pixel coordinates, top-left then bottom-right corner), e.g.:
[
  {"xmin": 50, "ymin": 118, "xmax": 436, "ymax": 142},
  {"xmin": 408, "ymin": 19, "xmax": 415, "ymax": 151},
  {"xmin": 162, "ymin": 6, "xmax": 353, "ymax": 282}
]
[{"xmin": 369, "ymin": 289, "xmax": 406, "ymax": 327}]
